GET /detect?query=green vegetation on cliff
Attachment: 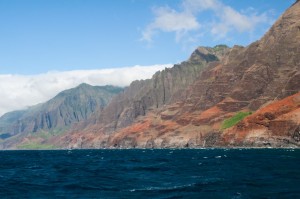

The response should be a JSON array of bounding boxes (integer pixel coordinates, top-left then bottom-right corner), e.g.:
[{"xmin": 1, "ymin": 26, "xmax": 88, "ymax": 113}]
[
  {"xmin": 17, "ymin": 142, "xmax": 55, "ymax": 150},
  {"xmin": 221, "ymin": 112, "xmax": 252, "ymax": 130}
]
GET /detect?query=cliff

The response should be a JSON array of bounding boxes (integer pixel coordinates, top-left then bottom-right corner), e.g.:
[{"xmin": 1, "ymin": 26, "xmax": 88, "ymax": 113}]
[
  {"xmin": 70, "ymin": 45, "xmax": 230, "ymax": 134},
  {"xmin": 58, "ymin": 1, "xmax": 300, "ymax": 149},
  {"xmin": 222, "ymin": 92, "xmax": 300, "ymax": 147},
  {"xmin": 1, "ymin": 2, "xmax": 300, "ymax": 149}
]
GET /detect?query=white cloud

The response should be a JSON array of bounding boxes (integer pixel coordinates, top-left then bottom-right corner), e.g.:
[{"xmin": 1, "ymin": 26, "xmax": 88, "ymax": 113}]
[
  {"xmin": 142, "ymin": 0, "xmax": 273, "ymax": 43},
  {"xmin": 141, "ymin": 7, "xmax": 200, "ymax": 42},
  {"xmin": 0, "ymin": 64, "xmax": 171, "ymax": 116},
  {"xmin": 182, "ymin": 0, "xmax": 221, "ymax": 12},
  {"xmin": 210, "ymin": 4, "xmax": 271, "ymax": 37}
]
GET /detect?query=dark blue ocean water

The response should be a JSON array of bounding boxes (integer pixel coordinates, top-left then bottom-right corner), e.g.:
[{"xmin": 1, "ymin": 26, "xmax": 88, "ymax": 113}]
[{"xmin": 0, "ymin": 149, "xmax": 299, "ymax": 199}]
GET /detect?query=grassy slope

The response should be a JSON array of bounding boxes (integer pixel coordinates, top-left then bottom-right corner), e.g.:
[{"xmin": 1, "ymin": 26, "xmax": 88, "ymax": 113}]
[{"xmin": 221, "ymin": 112, "xmax": 252, "ymax": 129}]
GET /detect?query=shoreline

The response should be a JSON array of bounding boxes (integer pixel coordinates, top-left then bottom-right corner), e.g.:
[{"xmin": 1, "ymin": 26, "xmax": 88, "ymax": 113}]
[{"xmin": 0, "ymin": 147, "xmax": 299, "ymax": 151}]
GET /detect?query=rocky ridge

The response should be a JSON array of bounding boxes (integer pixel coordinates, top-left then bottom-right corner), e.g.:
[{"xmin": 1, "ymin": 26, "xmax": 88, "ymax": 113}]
[
  {"xmin": 58, "ymin": 1, "xmax": 300, "ymax": 149},
  {"xmin": 70, "ymin": 45, "xmax": 230, "ymax": 134}
]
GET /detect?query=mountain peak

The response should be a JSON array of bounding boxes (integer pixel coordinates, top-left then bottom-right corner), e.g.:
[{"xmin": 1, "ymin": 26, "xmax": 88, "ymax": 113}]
[
  {"xmin": 77, "ymin": 83, "xmax": 92, "ymax": 88},
  {"xmin": 259, "ymin": 0, "xmax": 300, "ymax": 50},
  {"xmin": 0, "ymin": 84, "xmax": 124, "ymax": 145},
  {"xmin": 188, "ymin": 45, "xmax": 230, "ymax": 63}
]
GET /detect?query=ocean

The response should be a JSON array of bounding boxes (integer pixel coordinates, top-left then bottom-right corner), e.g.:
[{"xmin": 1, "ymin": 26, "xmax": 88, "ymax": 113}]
[{"xmin": 0, "ymin": 149, "xmax": 299, "ymax": 198}]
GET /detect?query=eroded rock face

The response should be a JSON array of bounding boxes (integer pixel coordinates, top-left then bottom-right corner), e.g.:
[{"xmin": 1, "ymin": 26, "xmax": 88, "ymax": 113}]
[
  {"xmin": 222, "ymin": 92, "xmax": 300, "ymax": 147},
  {"xmin": 56, "ymin": 2, "xmax": 300, "ymax": 149},
  {"xmin": 78, "ymin": 46, "xmax": 230, "ymax": 134},
  {"xmin": 88, "ymin": 1, "xmax": 300, "ymax": 149}
]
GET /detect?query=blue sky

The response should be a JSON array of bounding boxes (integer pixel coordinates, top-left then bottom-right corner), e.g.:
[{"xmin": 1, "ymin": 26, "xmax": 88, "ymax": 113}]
[{"xmin": 0, "ymin": 0, "xmax": 295, "ymax": 74}]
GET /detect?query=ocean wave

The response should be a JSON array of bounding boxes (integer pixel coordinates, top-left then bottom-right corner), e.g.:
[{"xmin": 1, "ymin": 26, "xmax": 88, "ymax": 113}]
[
  {"xmin": 129, "ymin": 183, "xmax": 196, "ymax": 192},
  {"xmin": 129, "ymin": 177, "xmax": 224, "ymax": 193}
]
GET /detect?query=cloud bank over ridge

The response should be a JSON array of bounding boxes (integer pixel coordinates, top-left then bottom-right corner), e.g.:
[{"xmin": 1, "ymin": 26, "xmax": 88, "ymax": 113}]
[{"xmin": 0, "ymin": 64, "xmax": 171, "ymax": 116}]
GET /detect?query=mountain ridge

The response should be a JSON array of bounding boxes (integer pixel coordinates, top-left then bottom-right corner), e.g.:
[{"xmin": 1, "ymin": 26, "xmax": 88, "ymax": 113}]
[
  {"xmin": 1, "ymin": 2, "xmax": 300, "ymax": 149},
  {"xmin": 56, "ymin": 1, "xmax": 300, "ymax": 149},
  {"xmin": 0, "ymin": 84, "xmax": 123, "ymax": 149}
]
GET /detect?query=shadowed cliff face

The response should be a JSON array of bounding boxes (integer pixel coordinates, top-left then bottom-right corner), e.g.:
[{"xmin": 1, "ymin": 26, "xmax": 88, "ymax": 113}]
[{"xmin": 58, "ymin": 1, "xmax": 300, "ymax": 149}]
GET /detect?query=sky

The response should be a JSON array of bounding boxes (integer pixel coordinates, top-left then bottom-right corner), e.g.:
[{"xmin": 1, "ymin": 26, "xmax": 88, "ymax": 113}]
[{"xmin": 0, "ymin": 0, "xmax": 295, "ymax": 116}]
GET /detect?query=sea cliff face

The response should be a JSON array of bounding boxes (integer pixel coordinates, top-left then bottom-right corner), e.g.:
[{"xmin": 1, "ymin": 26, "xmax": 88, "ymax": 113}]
[
  {"xmin": 222, "ymin": 92, "xmax": 300, "ymax": 147},
  {"xmin": 57, "ymin": 1, "xmax": 300, "ymax": 149},
  {"xmin": 86, "ymin": 45, "xmax": 229, "ymax": 132},
  {"xmin": 0, "ymin": 2, "xmax": 299, "ymax": 149}
]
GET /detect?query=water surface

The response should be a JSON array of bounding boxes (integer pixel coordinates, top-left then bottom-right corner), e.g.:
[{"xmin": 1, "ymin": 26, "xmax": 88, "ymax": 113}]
[{"xmin": 0, "ymin": 149, "xmax": 299, "ymax": 198}]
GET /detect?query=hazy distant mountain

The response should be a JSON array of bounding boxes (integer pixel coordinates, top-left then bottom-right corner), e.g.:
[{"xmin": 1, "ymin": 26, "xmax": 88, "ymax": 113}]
[{"xmin": 0, "ymin": 83, "xmax": 123, "ymax": 148}]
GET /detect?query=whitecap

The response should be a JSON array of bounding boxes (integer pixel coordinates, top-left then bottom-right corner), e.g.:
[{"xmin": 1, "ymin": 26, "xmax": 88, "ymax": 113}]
[{"xmin": 132, "ymin": 183, "xmax": 195, "ymax": 192}]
